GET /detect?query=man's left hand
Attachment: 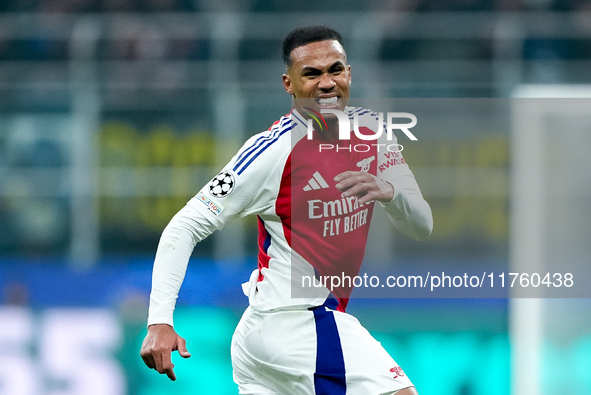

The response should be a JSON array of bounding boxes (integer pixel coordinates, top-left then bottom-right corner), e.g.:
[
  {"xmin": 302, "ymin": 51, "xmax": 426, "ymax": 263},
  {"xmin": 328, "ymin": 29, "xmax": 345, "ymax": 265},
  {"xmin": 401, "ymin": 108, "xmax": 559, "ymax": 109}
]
[{"xmin": 334, "ymin": 171, "xmax": 394, "ymax": 204}]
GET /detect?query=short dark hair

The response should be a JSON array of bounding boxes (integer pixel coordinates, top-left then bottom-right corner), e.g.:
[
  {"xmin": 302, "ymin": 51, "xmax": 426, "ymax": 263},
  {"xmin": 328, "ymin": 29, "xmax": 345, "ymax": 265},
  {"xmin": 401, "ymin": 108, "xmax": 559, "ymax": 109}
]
[{"xmin": 282, "ymin": 25, "xmax": 344, "ymax": 67}]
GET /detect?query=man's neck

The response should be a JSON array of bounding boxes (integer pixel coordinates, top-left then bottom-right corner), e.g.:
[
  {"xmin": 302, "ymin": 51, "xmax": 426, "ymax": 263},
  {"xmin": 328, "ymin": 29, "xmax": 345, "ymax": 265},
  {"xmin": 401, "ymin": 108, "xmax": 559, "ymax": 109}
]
[
  {"xmin": 316, "ymin": 119, "xmax": 340, "ymax": 140},
  {"xmin": 293, "ymin": 106, "xmax": 343, "ymax": 141}
]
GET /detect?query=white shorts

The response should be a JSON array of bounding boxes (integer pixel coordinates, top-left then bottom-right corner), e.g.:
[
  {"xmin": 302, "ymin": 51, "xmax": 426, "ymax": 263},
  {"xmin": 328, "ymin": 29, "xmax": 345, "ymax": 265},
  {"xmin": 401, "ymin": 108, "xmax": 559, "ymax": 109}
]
[{"xmin": 230, "ymin": 304, "xmax": 414, "ymax": 395}]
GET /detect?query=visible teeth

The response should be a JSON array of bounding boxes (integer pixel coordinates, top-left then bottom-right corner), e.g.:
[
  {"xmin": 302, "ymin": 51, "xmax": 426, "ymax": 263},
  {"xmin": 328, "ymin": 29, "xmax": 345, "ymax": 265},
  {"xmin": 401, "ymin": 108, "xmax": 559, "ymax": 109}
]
[{"xmin": 318, "ymin": 97, "xmax": 338, "ymax": 105}]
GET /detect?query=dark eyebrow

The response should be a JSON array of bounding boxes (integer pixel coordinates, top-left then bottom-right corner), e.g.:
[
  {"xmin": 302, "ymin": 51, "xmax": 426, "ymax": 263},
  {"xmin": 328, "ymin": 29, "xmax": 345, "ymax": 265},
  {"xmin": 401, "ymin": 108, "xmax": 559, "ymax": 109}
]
[
  {"xmin": 328, "ymin": 61, "xmax": 346, "ymax": 70},
  {"xmin": 301, "ymin": 66, "xmax": 322, "ymax": 75},
  {"xmin": 301, "ymin": 61, "xmax": 346, "ymax": 75}
]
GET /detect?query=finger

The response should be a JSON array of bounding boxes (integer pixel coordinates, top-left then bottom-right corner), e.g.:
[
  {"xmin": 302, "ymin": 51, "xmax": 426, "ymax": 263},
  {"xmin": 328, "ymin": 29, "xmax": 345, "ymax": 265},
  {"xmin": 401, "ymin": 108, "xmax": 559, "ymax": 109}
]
[
  {"xmin": 334, "ymin": 171, "xmax": 354, "ymax": 183},
  {"xmin": 153, "ymin": 350, "xmax": 164, "ymax": 374},
  {"xmin": 140, "ymin": 338, "xmax": 157, "ymax": 369},
  {"xmin": 158, "ymin": 351, "xmax": 177, "ymax": 381},
  {"xmin": 177, "ymin": 337, "xmax": 192, "ymax": 359},
  {"xmin": 358, "ymin": 180, "xmax": 394, "ymax": 204},
  {"xmin": 141, "ymin": 352, "xmax": 156, "ymax": 370},
  {"xmin": 334, "ymin": 171, "xmax": 363, "ymax": 185},
  {"xmin": 357, "ymin": 190, "xmax": 379, "ymax": 204},
  {"xmin": 335, "ymin": 173, "xmax": 373, "ymax": 192},
  {"xmin": 340, "ymin": 182, "xmax": 373, "ymax": 198},
  {"xmin": 335, "ymin": 175, "xmax": 364, "ymax": 192},
  {"xmin": 165, "ymin": 365, "xmax": 177, "ymax": 381}
]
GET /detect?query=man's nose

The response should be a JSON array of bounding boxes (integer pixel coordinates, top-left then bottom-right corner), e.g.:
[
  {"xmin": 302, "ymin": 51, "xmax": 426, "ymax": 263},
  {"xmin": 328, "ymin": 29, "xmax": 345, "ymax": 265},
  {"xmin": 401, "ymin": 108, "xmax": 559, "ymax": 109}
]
[{"xmin": 318, "ymin": 73, "xmax": 336, "ymax": 90}]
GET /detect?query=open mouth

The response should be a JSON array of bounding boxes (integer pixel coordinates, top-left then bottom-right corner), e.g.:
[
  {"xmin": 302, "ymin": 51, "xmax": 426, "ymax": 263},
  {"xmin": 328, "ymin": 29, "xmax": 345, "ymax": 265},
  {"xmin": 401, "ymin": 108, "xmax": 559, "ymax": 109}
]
[{"xmin": 317, "ymin": 96, "xmax": 339, "ymax": 107}]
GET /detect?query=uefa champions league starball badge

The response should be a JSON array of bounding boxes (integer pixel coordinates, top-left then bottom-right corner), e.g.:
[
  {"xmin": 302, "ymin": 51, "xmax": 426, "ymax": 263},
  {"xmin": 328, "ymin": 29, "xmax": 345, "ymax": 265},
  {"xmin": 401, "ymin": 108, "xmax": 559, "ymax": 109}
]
[{"xmin": 209, "ymin": 171, "xmax": 235, "ymax": 198}]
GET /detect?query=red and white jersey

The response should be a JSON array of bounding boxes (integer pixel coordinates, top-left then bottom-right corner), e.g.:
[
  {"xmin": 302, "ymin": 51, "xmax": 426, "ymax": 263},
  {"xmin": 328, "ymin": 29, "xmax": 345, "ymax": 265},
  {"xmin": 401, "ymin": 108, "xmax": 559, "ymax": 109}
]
[{"xmin": 148, "ymin": 107, "xmax": 432, "ymax": 326}]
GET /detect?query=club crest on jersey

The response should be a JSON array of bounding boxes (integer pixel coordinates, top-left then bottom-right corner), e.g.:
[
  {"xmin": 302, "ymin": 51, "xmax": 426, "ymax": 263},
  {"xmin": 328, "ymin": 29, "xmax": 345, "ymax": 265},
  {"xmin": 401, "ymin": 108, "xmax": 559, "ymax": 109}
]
[
  {"xmin": 390, "ymin": 366, "xmax": 405, "ymax": 379},
  {"xmin": 357, "ymin": 156, "xmax": 375, "ymax": 172},
  {"xmin": 209, "ymin": 171, "xmax": 235, "ymax": 198}
]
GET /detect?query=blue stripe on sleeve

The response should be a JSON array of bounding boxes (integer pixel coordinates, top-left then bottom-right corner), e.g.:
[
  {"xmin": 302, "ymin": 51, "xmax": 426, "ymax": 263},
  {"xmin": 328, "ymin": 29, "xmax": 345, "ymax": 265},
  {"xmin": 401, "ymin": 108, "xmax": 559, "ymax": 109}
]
[
  {"xmin": 291, "ymin": 111, "xmax": 307, "ymax": 127},
  {"xmin": 235, "ymin": 134, "xmax": 267, "ymax": 164},
  {"xmin": 235, "ymin": 117, "xmax": 290, "ymax": 166},
  {"xmin": 233, "ymin": 119, "xmax": 292, "ymax": 175}
]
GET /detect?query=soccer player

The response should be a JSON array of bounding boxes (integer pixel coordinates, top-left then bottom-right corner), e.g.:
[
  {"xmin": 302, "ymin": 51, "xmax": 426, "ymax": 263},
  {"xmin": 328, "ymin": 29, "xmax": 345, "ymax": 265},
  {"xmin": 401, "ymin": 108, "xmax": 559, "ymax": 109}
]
[{"xmin": 140, "ymin": 25, "xmax": 432, "ymax": 394}]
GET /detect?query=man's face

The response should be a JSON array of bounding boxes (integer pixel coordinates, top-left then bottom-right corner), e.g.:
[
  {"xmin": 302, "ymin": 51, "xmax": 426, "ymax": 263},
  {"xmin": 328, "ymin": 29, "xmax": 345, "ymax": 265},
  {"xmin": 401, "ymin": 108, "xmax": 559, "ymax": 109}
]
[{"xmin": 282, "ymin": 40, "xmax": 351, "ymax": 115}]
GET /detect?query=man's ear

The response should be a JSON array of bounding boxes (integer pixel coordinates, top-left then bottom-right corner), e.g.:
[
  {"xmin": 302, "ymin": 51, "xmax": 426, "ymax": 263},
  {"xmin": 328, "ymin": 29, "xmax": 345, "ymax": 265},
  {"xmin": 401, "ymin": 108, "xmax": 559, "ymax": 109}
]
[
  {"xmin": 347, "ymin": 64, "xmax": 352, "ymax": 86},
  {"xmin": 282, "ymin": 74, "xmax": 293, "ymax": 95}
]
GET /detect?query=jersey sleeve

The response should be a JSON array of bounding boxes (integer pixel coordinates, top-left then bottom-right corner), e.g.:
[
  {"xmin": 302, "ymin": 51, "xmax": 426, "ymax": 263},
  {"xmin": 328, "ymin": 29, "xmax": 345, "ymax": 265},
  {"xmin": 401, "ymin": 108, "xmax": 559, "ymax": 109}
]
[
  {"xmin": 375, "ymin": 128, "xmax": 433, "ymax": 241},
  {"xmin": 187, "ymin": 131, "xmax": 283, "ymax": 227},
  {"xmin": 147, "ymin": 130, "xmax": 288, "ymax": 326}
]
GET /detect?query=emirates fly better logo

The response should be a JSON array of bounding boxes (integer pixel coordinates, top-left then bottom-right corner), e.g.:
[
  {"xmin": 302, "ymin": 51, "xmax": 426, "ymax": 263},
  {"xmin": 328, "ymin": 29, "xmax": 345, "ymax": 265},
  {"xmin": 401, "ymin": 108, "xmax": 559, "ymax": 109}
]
[{"xmin": 303, "ymin": 107, "xmax": 417, "ymax": 153}]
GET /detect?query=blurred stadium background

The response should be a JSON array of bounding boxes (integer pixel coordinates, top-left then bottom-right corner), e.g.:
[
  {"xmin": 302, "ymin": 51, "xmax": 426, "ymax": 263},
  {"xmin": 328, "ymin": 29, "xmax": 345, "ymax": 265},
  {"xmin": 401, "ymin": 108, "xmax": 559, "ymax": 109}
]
[{"xmin": 1, "ymin": 0, "xmax": 590, "ymax": 394}]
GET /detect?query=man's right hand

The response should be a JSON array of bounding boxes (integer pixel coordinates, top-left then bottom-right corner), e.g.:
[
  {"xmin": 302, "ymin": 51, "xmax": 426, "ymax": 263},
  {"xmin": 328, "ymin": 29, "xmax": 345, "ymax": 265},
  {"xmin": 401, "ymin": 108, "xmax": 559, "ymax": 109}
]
[{"xmin": 140, "ymin": 324, "xmax": 191, "ymax": 381}]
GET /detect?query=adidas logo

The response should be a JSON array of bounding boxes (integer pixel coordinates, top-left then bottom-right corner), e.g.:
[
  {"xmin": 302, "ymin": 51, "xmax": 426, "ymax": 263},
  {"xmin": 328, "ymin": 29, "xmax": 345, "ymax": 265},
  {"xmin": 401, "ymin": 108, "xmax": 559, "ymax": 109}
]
[{"xmin": 303, "ymin": 171, "xmax": 329, "ymax": 191}]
